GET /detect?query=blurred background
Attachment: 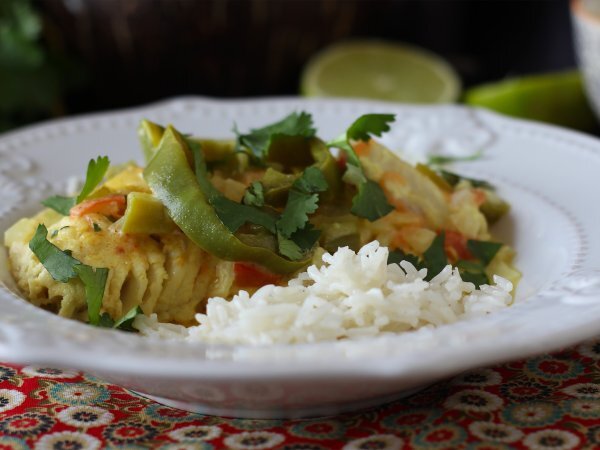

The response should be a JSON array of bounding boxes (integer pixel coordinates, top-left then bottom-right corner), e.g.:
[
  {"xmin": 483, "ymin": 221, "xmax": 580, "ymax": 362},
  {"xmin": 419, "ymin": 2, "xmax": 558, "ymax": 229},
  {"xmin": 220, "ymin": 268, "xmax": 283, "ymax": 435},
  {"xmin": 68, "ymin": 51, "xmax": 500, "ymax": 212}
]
[{"xmin": 1, "ymin": 0, "xmax": 597, "ymax": 133}]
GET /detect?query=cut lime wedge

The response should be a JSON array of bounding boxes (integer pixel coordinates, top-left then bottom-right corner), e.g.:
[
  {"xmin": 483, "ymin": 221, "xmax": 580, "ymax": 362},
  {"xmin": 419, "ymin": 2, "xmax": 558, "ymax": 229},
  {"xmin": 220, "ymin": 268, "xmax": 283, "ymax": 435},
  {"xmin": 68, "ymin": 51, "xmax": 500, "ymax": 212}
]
[
  {"xmin": 465, "ymin": 70, "xmax": 597, "ymax": 132},
  {"xmin": 301, "ymin": 40, "xmax": 461, "ymax": 104}
]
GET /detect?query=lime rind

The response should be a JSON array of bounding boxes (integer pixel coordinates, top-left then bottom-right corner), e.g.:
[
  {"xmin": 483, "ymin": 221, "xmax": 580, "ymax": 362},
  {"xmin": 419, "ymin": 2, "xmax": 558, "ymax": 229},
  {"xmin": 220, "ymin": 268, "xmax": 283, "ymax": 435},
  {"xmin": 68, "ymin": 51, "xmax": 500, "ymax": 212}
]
[
  {"xmin": 465, "ymin": 70, "xmax": 597, "ymax": 131},
  {"xmin": 301, "ymin": 40, "xmax": 461, "ymax": 104}
]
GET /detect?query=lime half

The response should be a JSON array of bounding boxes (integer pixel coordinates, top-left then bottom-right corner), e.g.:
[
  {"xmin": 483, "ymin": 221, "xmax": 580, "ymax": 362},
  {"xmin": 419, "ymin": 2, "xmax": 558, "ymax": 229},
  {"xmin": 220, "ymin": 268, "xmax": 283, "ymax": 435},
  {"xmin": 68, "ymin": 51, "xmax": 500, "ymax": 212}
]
[
  {"xmin": 465, "ymin": 71, "xmax": 597, "ymax": 132},
  {"xmin": 301, "ymin": 40, "xmax": 461, "ymax": 104}
]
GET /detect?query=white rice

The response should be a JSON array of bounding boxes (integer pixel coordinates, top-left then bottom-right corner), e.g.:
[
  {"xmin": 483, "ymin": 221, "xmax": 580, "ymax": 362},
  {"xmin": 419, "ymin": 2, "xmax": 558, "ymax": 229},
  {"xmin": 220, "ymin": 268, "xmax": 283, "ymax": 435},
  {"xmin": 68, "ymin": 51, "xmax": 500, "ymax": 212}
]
[{"xmin": 134, "ymin": 241, "xmax": 513, "ymax": 345}]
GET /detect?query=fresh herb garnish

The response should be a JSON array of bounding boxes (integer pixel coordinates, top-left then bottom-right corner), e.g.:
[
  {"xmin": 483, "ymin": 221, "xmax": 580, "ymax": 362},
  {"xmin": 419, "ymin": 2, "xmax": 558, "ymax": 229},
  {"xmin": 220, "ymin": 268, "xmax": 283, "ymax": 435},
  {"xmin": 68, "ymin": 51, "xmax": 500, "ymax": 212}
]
[
  {"xmin": 73, "ymin": 264, "xmax": 108, "ymax": 326},
  {"xmin": 277, "ymin": 233, "xmax": 304, "ymax": 261},
  {"xmin": 387, "ymin": 233, "xmax": 504, "ymax": 287},
  {"xmin": 189, "ymin": 141, "xmax": 277, "ymax": 234},
  {"xmin": 113, "ymin": 306, "xmax": 143, "ymax": 331},
  {"xmin": 351, "ymin": 179, "xmax": 394, "ymax": 222},
  {"xmin": 29, "ymin": 224, "xmax": 108, "ymax": 325},
  {"xmin": 427, "ymin": 150, "xmax": 483, "ymax": 166},
  {"xmin": 191, "ymin": 138, "xmax": 326, "ymax": 260},
  {"xmin": 235, "ymin": 111, "xmax": 316, "ymax": 160},
  {"xmin": 387, "ymin": 248, "xmax": 420, "ymax": 268},
  {"xmin": 289, "ymin": 224, "xmax": 321, "ymax": 251},
  {"xmin": 455, "ymin": 260, "xmax": 489, "ymax": 286},
  {"xmin": 93, "ymin": 223, "xmax": 101, "ymax": 232},
  {"xmin": 96, "ymin": 306, "xmax": 143, "ymax": 331},
  {"xmin": 277, "ymin": 167, "xmax": 328, "ymax": 238},
  {"xmin": 42, "ymin": 156, "xmax": 110, "ymax": 215},
  {"xmin": 41, "ymin": 196, "xmax": 76, "ymax": 216},
  {"xmin": 76, "ymin": 156, "xmax": 111, "ymax": 203},
  {"xmin": 438, "ymin": 169, "xmax": 495, "ymax": 190},
  {"xmin": 328, "ymin": 114, "xmax": 394, "ymax": 169},
  {"xmin": 275, "ymin": 167, "xmax": 328, "ymax": 259},
  {"xmin": 387, "ymin": 233, "xmax": 447, "ymax": 280},
  {"xmin": 467, "ymin": 239, "xmax": 502, "ymax": 265},
  {"xmin": 277, "ymin": 190, "xmax": 320, "ymax": 237},
  {"xmin": 29, "ymin": 224, "xmax": 80, "ymax": 282},
  {"xmin": 327, "ymin": 114, "xmax": 395, "ymax": 221},
  {"xmin": 243, "ymin": 181, "xmax": 265, "ymax": 207},
  {"xmin": 212, "ymin": 197, "xmax": 277, "ymax": 234},
  {"xmin": 98, "ymin": 313, "xmax": 116, "ymax": 328},
  {"xmin": 421, "ymin": 232, "xmax": 448, "ymax": 281},
  {"xmin": 29, "ymin": 224, "xmax": 140, "ymax": 330}
]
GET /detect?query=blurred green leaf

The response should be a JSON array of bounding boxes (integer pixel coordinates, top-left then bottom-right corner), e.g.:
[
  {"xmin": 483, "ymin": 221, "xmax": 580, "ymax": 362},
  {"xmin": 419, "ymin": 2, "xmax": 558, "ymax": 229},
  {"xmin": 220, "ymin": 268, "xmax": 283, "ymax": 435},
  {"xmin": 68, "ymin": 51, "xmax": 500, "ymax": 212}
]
[
  {"xmin": 0, "ymin": 0, "xmax": 83, "ymax": 132},
  {"xmin": 0, "ymin": 0, "xmax": 43, "ymax": 68}
]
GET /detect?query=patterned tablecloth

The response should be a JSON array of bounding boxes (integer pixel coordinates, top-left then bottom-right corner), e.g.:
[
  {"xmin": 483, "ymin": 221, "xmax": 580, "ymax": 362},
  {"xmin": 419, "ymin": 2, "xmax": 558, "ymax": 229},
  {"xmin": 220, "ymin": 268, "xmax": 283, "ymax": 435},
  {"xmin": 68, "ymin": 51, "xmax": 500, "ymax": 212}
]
[{"xmin": 0, "ymin": 338, "xmax": 599, "ymax": 450}]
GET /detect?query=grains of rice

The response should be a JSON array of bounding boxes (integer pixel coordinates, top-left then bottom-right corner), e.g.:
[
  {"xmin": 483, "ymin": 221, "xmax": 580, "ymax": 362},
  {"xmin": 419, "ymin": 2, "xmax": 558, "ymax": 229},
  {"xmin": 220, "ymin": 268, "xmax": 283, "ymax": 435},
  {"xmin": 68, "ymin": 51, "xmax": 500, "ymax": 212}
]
[{"xmin": 133, "ymin": 241, "xmax": 513, "ymax": 345}]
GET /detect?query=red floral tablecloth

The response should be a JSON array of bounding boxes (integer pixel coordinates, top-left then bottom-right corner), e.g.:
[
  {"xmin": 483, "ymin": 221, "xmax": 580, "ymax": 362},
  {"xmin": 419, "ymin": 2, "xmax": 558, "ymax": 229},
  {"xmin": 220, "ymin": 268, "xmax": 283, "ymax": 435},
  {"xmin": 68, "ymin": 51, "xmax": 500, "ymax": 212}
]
[{"xmin": 0, "ymin": 338, "xmax": 599, "ymax": 450}]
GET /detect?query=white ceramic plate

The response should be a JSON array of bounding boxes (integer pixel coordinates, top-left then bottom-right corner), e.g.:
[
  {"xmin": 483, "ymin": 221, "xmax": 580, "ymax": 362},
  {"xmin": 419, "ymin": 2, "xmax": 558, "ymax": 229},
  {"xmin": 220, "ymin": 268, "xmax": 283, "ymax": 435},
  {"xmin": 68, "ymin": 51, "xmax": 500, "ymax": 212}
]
[{"xmin": 1, "ymin": 97, "xmax": 599, "ymax": 419}]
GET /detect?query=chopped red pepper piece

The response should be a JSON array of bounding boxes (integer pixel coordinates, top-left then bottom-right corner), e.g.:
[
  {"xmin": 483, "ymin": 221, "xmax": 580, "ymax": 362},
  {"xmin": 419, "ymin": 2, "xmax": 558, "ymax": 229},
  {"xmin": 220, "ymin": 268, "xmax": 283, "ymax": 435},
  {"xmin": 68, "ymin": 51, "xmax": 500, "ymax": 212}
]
[
  {"xmin": 234, "ymin": 262, "xmax": 281, "ymax": 288},
  {"xmin": 444, "ymin": 230, "xmax": 473, "ymax": 262}
]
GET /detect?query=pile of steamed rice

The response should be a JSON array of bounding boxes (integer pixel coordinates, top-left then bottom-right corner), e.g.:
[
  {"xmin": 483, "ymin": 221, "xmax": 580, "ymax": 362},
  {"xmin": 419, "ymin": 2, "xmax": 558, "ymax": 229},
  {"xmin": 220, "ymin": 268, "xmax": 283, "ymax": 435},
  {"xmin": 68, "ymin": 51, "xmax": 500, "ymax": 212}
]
[{"xmin": 134, "ymin": 241, "xmax": 513, "ymax": 345}]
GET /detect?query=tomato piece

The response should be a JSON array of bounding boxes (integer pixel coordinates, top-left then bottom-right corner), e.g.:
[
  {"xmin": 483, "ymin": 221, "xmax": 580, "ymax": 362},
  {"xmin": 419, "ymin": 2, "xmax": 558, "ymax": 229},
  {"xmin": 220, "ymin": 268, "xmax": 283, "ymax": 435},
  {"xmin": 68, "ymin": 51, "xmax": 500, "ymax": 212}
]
[
  {"xmin": 70, "ymin": 195, "xmax": 127, "ymax": 219},
  {"xmin": 444, "ymin": 230, "xmax": 472, "ymax": 262},
  {"xmin": 473, "ymin": 188, "xmax": 487, "ymax": 206},
  {"xmin": 336, "ymin": 152, "xmax": 347, "ymax": 172},
  {"xmin": 234, "ymin": 262, "xmax": 281, "ymax": 287}
]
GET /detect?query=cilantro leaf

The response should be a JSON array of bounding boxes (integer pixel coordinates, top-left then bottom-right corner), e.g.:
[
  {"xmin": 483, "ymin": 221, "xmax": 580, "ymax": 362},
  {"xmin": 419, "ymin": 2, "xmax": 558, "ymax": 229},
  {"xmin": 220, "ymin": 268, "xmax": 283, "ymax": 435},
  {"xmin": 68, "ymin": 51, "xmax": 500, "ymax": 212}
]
[
  {"xmin": 41, "ymin": 195, "xmax": 76, "ymax": 216},
  {"xmin": 427, "ymin": 150, "xmax": 483, "ymax": 166},
  {"xmin": 243, "ymin": 181, "xmax": 264, "ymax": 207},
  {"xmin": 387, "ymin": 233, "xmax": 447, "ymax": 280},
  {"xmin": 93, "ymin": 223, "xmax": 101, "ymax": 232},
  {"xmin": 438, "ymin": 169, "xmax": 495, "ymax": 190},
  {"xmin": 28, "ymin": 224, "xmax": 80, "ymax": 282},
  {"xmin": 235, "ymin": 112, "xmax": 316, "ymax": 159},
  {"xmin": 327, "ymin": 137, "xmax": 358, "ymax": 166},
  {"xmin": 277, "ymin": 191, "xmax": 319, "ymax": 238},
  {"xmin": 350, "ymin": 178, "xmax": 393, "ymax": 221},
  {"xmin": 113, "ymin": 306, "xmax": 143, "ymax": 331},
  {"xmin": 327, "ymin": 113, "xmax": 395, "ymax": 166},
  {"xmin": 351, "ymin": 179, "xmax": 395, "ymax": 222},
  {"xmin": 28, "ymin": 224, "xmax": 109, "ymax": 325},
  {"xmin": 277, "ymin": 233, "xmax": 304, "ymax": 260},
  {"xmin": 42, "ymin": 156, "xmax": 111, "ymax": 215},
  {"xmin": 342, "ymin": 164, "xmax": 367, "ymax": 186},
  {"xmin": 387, "ymin": 249, "xmax": 421, "ymax": 268},
  {"xmin": 97, "ymin": 306, "xmax": 143, "ymax": 332},
  {"xmin": 455, "ymin": 260, "xmax": 489, "ymax": 286},
  {"xmin": 98, "ymin": 313, "xmax": 115, "ymax": 328},
  {"xmin": 212, "ymin": 196, "xmax": 277, "ymax": 234},
  {"xmin": 190, "ymin": 139, "xmax": 277, "ymax": 234},
  {"xmin": 293, "ymin": 166, "xmax": 328, "ymax": 194},
  {"xmin": 346, "ymin": 113, "xmax": 396, "ymax": 142},
  {"xmin": 74, "ymin": 264, "xmax": 108, "ymax": 326},
  {"xmin": 327, "ymin": 114, "xmax": 395, "ymax": 221},
  {"xmin": 190, "ymin": 141, "xmax": 275, "ymax": 231},
  {"xmin": 76, "ymin": 156, "xmax": 110, "ymax": 203},
  {"xmin": 467, "ymin": 240, "xmax": 502, "ymax": 265},
  {"xmin": 422, "ymin": 232, "xmax": 448, "ymax": 281},
  {"xmin": 289, "ymin": 224, "xmax": 321, "ymax": 251},
  {"xmin": 189, "ymin": 139, "xmax": 221, "ymax": 200},
  {"xmin": 277, "ymin": 167, "xmax": 328, "ymax": 238},
  {"xmin": 388, "ymin": 232, "xmax": 448, "ymax": 281},
  {"xmin": 387, "ymin": 233, "xmax": 502, "ymax": 288}
]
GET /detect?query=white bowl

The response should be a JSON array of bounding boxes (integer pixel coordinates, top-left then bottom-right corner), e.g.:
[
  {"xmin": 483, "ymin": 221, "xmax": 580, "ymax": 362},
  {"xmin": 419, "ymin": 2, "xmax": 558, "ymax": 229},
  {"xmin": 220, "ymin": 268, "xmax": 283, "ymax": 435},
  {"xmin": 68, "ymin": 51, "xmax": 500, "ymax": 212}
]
[{"xmin": 1, "ymin": 97, "xmax": 599, "ymax": 418}]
